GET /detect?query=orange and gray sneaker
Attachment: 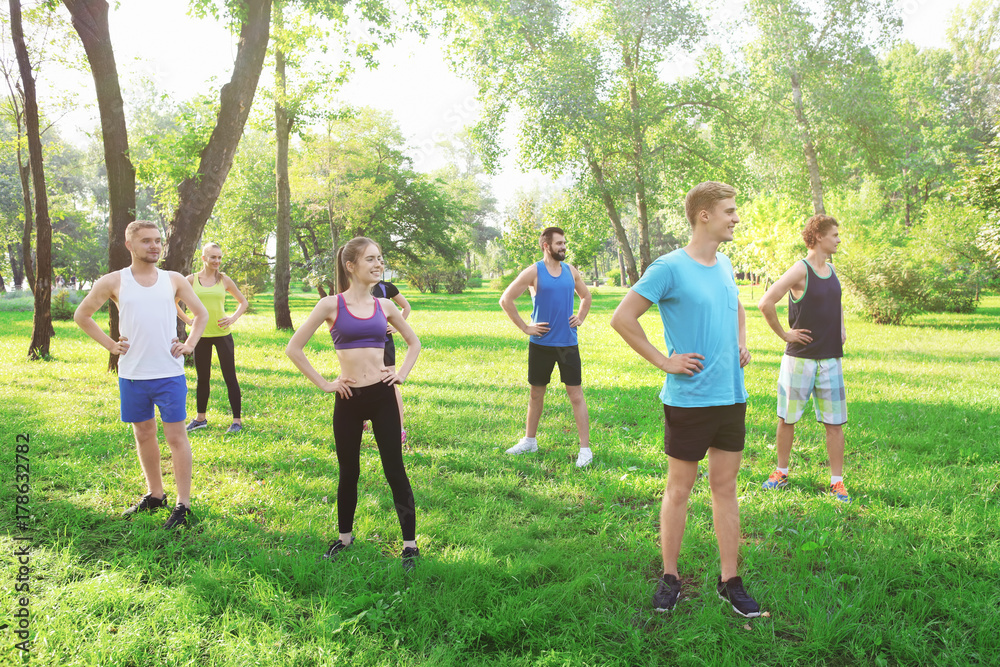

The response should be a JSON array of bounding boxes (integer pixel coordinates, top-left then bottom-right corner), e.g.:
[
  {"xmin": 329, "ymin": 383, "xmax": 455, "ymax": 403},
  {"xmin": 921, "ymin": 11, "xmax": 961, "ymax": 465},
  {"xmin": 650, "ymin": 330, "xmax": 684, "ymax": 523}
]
[
  {"xmin": 831, "ymin": 481, "xmax": 850, "ymax": 503},
  {"xmin": 761, "ymin": 469, "xmax": 789, "ymax": 490}
]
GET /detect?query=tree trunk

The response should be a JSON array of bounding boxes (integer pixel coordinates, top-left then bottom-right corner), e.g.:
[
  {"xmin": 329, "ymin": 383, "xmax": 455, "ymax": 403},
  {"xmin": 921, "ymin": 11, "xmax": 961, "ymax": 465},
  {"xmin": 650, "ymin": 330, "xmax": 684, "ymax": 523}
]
[
  {"xmin": 10, "ymin": 0, "xmax": 52, "ymax": 359},
  {"xmin": 790, "ymin": 68, "xmax": 825, "ymax": 215},
  {"xmin": 272, "ymin": 3, "xmax": 293, "ymax": 330},
  {"xmin": 63, "ymin": 0, "xmax": 137, "ymax": 371},
  {"xmin": 624, "ymin": 53, "xmax": 652, "ymax": 273},
  {"xmin": 326, "ymin": 202, "xmax": 341, "ymax": 293},
  {"xmin": 8, "ymin": 242, "xmax": 24, "ymax": 287},
  {"xmin": 586, "ymin": 153, "xmax": 640, "ymax": 284},
  {"xmin": 161, "ymin": 0, "xmax": 272, "ymax": 277},
  {"xmin": 18, "ymin": 159, "xmax": 34, "ymax": 292}
]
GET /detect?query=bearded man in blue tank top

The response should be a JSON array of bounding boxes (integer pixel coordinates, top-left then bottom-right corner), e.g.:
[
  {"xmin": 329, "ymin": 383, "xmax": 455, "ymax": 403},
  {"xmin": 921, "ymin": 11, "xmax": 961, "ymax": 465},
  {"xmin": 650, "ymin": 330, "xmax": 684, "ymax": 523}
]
[
  {"xmin": 611, "ymin": 182, "xmax": 760, "ymax": 618},
  {"xmin": 74, "ymin": 220, "xmax": 209, "ymax": 529},
  {"xmin": 499, "ymin": 226, "xmax": 594, "ymax": 467},
  {"xmin": 757, "ymin": 215, "xmax": 850, "ymax": 503}
]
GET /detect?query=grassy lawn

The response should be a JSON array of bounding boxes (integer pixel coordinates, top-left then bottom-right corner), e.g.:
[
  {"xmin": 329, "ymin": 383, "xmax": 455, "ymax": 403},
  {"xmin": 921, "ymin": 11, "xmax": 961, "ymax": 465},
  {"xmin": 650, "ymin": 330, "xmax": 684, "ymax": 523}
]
[{"xmin": 1, "ymin": 285, "xmax": 998, "ymax": 666}]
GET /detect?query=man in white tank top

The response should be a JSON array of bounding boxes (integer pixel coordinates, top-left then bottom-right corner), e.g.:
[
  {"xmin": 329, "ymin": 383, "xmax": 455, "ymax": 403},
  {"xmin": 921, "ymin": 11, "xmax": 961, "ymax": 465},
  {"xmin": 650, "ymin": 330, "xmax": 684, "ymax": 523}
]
[{"xmin": 74, "ymin": 221, "xmax": 208, "ymax": 529}]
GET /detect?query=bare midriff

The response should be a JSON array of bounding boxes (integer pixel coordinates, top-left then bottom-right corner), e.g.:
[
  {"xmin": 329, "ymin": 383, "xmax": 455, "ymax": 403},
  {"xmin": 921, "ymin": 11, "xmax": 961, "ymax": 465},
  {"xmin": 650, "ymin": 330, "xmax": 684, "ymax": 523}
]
[{"xmin": 336, "ymin": 347, "xmax": 388, "ymax": 388}]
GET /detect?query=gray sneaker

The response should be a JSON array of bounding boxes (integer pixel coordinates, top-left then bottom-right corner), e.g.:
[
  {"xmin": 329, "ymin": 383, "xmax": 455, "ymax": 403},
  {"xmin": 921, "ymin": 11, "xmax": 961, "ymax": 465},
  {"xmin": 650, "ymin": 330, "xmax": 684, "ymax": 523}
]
[
  {"xmin": 226, "ymin": 422, "xmax": 242, "ymax": 434},
  {"xmin": 186, "ymin": 419, "xmax": 208, "ymax": 431}
]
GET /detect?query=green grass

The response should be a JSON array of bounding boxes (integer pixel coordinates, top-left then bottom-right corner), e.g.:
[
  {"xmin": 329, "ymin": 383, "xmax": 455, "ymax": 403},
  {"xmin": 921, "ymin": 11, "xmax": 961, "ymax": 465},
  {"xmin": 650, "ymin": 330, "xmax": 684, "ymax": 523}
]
[{"xmin": 2, "ymin": 286, "xmax": 998, "ymax": 666}]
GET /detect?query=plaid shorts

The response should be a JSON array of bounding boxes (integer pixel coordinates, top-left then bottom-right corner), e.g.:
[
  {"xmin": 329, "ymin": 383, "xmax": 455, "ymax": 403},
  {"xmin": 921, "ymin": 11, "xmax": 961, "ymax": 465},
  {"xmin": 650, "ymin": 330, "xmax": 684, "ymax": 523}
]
[{"xmin": 776, "ymin": 355, "xmax": 847, "ymax": 425}]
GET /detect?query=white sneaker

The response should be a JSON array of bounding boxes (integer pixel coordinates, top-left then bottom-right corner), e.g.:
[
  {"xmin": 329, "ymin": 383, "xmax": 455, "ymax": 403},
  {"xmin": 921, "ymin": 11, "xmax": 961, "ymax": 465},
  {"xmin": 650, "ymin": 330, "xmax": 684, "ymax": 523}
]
[
  {"xmin": 576, "ymin": 448, "xmax": 593, "ymax": 468},
  {"xmin": 506, "ymin": 437, "xmax": 538, "ymax": 455}
]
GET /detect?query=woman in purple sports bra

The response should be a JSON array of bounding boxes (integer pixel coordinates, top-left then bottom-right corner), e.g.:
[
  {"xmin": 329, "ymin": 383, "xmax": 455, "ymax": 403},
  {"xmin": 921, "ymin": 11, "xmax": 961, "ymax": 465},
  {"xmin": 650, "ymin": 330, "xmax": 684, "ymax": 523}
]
[{"xmin": 285, "ymin": 237, "xmax": 423, "ymax": 569}]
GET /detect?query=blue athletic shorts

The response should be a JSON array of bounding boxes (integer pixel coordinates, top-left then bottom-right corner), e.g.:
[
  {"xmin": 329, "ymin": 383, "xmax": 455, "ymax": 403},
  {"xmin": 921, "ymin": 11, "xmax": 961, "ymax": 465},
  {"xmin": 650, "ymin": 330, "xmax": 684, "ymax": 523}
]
[{"xmin": 119, "ymin": 375, "xmax": 187, "ymax": 424}]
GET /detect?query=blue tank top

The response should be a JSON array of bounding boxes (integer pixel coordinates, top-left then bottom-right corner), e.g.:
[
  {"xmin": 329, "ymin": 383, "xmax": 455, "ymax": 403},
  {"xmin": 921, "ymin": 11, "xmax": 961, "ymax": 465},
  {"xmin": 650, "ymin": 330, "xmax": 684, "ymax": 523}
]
[
  {"xmin": 786, "ymin": 260, "xmax": 843, "ymax": 359},
  {"xmin": 529, "ymin": 260, "xmax": 577, "ymax": 347},
  {"xmin": 329, "ymin": 294, "xmax": 387, "ymax": 350}
]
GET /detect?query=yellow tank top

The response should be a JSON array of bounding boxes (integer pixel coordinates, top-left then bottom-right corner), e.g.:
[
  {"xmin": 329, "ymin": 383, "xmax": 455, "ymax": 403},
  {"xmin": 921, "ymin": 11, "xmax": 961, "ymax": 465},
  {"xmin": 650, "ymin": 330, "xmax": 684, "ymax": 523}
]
[{"xmin": 193, "ymin": 274, "xmax": 229, "ymax": 338}]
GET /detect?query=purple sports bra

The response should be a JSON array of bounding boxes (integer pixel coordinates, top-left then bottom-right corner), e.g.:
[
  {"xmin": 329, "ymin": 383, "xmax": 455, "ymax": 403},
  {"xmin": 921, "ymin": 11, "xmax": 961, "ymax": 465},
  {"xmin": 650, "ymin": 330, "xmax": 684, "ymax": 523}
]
[{"xmin": 330, "ymin": 294, "xmax": 387, "ymax": 350}]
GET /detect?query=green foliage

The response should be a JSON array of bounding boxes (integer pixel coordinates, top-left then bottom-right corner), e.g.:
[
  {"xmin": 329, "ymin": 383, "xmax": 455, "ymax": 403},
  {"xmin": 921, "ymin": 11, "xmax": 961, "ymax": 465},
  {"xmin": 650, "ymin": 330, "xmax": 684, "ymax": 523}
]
[
  {"xmin": 466, "ymin": 270, "xmax": 483, "ymax": 288},
  {"xmin": 838, "ymin": 248, "xmax": 925, "ymax": 324},
  {"xmin": 0, "ymin": 291, "xmax": 33, "ymax": 312},
  {"xmin": 604, "ymin": 266, "xmax": 622, "ymax": 287},
  {"xmin": 49, "ymin": 288, "xmax": 79, "ymax": 321},
  {"xmin": 839, "ymin": 240, "xmax": 982, "ymax": 324},
  {"xmin": 240, "ymin": 283, "xmax": 259, "ymax": 314},
  {"xmin": 401, "ymin": 257, "xmax": 467, "ymax": 294},
  {"xmin": 729, "ymin": 194, "xmax": 810, "ymax": 282},
  {"xmin": 542, "ymin": 189, "xmax": 607, "ymax": 274},
  {"xmin": 501, "ymin": 197, "xmax": 542, "ymax": 270},
  {"xmin": 489, "ymin": 272, "xmax": 517, "ymax": 291}
]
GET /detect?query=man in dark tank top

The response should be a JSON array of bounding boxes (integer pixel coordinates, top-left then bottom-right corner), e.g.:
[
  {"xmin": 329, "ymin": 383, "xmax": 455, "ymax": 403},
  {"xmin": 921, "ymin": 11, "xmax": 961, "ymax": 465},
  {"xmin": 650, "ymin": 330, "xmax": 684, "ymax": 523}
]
[{"xmin": 757, "ymin": 215, "xmax": 851, "ymax": 503}]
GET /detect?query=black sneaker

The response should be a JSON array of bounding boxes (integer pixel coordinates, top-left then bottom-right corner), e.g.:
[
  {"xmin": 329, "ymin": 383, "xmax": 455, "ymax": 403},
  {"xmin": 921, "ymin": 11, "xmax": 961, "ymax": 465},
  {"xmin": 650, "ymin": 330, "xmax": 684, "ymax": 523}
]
[
  {"xmin": 717, "ymin": 576, "xmax": 761, "ymax": 618},
  {"xmin": 401, "ymin": 546, "xmax": 420, "ymax": 571},
  {"xmin": 163, "ymin": 503, "xmax": 193, "ymax": 530},
  {"xmin": 123, "ymin": 493, "xmax": 168, "ymax": 516},
  {"xmin": 186, "ymin": 419, "xmax": 208, "ymax": 431},
  {"xmin": 653, "ymin": 573, "xmax": 682, "ymax": 612},
  {"xmin": 322, "ymin": 539, "xmax": 353, "ymax": 560},
  {"xmin": 226, "ymin": 422, "xmax": 242, "ymax": 434}
]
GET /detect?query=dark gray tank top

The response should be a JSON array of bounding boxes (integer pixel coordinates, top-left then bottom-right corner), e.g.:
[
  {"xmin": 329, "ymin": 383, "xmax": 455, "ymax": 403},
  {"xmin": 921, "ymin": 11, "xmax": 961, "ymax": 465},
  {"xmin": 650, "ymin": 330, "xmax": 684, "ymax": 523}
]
[{"xmin": 786, "ymin": 260, "xmax": 843, "ymax": 359}]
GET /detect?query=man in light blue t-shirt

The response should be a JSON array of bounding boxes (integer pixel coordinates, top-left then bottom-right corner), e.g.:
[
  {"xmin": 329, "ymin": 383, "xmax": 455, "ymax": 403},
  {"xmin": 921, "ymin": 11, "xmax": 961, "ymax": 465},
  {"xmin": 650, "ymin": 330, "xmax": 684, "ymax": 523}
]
[{"xmin": 611, "ymin": 181, "xmax": 760, "ymax": 618}]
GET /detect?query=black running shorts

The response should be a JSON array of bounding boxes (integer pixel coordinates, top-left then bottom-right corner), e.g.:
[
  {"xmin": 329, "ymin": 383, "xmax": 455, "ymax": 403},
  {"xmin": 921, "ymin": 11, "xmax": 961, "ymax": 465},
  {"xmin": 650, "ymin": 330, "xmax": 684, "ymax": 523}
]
[
  {"xmin": 527, "ymin": 342, "xmax": 582, "ymax": 386},
  {"xmin": 663, "ymin": 402, "xmax": 746, "ymax": 461}
]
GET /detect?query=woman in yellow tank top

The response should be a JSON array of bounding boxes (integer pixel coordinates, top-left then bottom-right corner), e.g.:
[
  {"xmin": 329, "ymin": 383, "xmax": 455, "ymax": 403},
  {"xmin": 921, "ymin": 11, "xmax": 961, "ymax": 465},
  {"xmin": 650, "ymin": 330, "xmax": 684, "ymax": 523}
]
[{"xmin": 176, "ymin": 243, "xmax": 249, "ymax": 433}]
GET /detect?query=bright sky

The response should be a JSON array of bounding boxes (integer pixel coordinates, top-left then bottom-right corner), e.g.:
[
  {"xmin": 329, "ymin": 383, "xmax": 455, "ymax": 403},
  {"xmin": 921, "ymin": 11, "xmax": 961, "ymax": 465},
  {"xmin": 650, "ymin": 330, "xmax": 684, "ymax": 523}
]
[{"xmin": 45, "ymin": 0, "xmax": 977, "ymax": 213}]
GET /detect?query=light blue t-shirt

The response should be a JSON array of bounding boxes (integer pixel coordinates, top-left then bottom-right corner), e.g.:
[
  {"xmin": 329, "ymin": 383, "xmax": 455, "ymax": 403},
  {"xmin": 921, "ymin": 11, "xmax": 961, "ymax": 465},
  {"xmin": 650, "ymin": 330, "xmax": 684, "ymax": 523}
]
[{"xmin": 632, "ymin": 249, "xmax": 748, "ymax": 408}]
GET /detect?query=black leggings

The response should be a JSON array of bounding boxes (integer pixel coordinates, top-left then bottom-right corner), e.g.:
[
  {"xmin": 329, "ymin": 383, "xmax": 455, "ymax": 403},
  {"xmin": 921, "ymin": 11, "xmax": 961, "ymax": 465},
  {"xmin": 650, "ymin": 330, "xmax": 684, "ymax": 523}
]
[
  {"xmin": 194, "ymin": 334, "xmax": 242, "ymax": 418},
  {"xmin": 332, "ymin": 382, "xmax": 415, "ymax": 540}
]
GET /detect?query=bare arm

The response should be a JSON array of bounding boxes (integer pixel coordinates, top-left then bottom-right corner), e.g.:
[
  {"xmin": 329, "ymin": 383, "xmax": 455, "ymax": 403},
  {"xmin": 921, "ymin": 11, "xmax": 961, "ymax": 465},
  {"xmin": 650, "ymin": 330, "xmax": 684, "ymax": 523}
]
[
  {"xmin": 387, "ymin": 291, "xmax": 410, "ymax": 334},
  {"xmin": 499, "ymin": 265, "xmax": 549, "ymax": 336},
  {"xmin": 381, "ymin": 299, "xmax": 421, "ymax": 384},
  {"xmin": 841, "ymin": 303, "xmax": 846, "ymax": 345},
  {"xmin": 174, "ymin": 275, "xmax": 195, "ymax": 326},
  {"xmin": 285, "ymin": 297, "xmax": 354, "ymax": 397},
  {"xmin": 757, "ymin": 263, "xmax": 812, "ymax": 345},
  {"xmin": 569, "ymin": 265, "xmax": 592, "ymax": 327},
  {"xmin": 391, "ymin": 292, "xmax": 410, "ymax": 319},
  {"xmin": 738, "ymin": 301, "xmax": 751, "ymax": 368},
  {"xmin": 73, "ymin": 273, "xmax": 129, "ymax": 355},
  {"xmin": 218, "ymin": 274, "xmax": 249, "ymax": 329},
  {"xmin": 172, "ymin": 273, "xmax": 208, "ymax": 356},
  {"xmin": 610, "ymin": 290, "xmax": 705, "ymax": 376}
]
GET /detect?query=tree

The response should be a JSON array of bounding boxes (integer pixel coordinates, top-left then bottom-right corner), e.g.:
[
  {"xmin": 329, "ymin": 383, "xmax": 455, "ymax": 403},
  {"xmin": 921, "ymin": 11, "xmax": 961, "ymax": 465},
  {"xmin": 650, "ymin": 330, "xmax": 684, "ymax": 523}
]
[
  {"xmin": 439, "ymin": 0, "xmax": 721, "ymax": 284},
  {"xmin": 9, "ymin": 0, "xmax": 51, "ymax": 358},
  {"xmin": 160, "ymin": 0, "xmax": 272, "ymax": 277},
  {"xmin": 744, "ymin": 0, "xmax": 900, "ymax": 214},
  {"xmin": 947, "ymin": 0, "xmax": 1000, "ymax": 146}
]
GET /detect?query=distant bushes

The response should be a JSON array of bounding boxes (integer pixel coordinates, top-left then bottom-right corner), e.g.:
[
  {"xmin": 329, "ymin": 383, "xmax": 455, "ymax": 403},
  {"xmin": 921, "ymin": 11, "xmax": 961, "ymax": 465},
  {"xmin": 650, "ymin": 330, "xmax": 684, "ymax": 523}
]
[
  {"xmin": 839, "ymin": 248, "xmax": 981, "ymax": 325},
  {"xmin": 403, "ymin": 259, "xmax": 467, "ymax": 294},
  {"xmin": 489, "ymin": 272, "xmax": 517, "ymax": 292}
]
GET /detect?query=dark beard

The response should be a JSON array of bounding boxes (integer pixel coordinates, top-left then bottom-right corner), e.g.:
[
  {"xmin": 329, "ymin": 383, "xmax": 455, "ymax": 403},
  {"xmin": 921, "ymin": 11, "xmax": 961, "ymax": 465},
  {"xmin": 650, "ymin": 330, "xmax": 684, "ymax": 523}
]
[{"xmin": 550, "ymin": 250, "xmax": 566, "ymax": 262}]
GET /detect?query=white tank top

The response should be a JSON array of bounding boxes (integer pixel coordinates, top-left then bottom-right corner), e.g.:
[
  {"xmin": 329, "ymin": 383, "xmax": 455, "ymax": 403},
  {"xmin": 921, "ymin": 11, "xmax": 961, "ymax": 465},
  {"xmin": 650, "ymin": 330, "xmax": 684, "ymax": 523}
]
[{"xmin": 117, "ymin": 268, "xmax": 184, "ymax": 380}]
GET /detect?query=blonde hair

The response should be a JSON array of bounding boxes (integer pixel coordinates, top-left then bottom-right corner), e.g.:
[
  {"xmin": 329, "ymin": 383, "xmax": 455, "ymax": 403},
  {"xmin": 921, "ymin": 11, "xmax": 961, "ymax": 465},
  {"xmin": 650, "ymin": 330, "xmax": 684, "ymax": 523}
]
[
  {"xmin": 125, "ymin": 220, "xmax": 159, "ymax": 243},
  {"xmin": 685, "ymin": 182, "xmax": 737, "ymax": 228},
  {"xmin": 802, "ymin": 215, "xmax": 838, "ymax": 249},
  {"xmin": 202, "ymin": 242, "xmax": 222, "ymax": 256}
]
